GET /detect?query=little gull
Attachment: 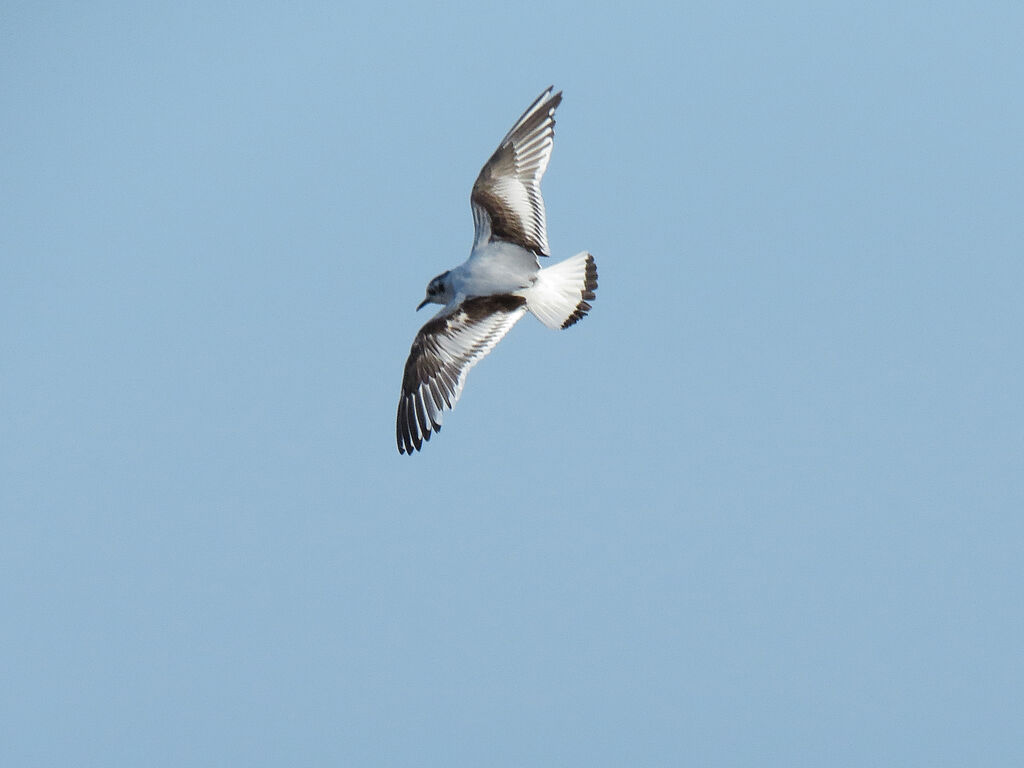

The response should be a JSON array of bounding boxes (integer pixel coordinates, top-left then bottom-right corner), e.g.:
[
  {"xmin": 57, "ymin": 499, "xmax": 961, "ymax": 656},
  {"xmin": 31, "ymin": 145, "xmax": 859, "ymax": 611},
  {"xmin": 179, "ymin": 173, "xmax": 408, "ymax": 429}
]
[{"xmin": 396, "ymin": 86, "xmax": 598, "ymax": 455}]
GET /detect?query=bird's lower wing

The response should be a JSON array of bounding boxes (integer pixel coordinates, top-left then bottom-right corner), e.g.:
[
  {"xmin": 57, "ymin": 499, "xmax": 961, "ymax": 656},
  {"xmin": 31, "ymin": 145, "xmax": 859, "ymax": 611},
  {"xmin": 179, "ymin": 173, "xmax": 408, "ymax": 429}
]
[{"xmin": 397, "ymin": 295, "xmax": 527, "ymax": 454}]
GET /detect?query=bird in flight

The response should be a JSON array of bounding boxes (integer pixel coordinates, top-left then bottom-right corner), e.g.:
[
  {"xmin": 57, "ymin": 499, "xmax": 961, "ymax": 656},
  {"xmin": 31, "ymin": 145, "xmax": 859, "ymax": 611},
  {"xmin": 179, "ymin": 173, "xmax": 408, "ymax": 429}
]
[{"xmin": 396, "ymin": 86, "xmax": 598, "ymax": 454}]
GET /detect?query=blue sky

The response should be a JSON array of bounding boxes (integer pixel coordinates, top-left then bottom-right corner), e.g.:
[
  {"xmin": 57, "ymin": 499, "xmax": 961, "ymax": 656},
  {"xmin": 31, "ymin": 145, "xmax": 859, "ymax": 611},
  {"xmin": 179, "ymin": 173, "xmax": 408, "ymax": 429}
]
[{"xmin": 3, "ymin": 1, "xmax": 1022, "ymax": 765}]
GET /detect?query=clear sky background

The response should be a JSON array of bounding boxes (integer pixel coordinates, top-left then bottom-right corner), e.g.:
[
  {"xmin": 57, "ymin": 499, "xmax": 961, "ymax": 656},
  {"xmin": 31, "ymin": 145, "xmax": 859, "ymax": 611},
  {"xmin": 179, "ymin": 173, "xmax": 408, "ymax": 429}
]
[{"xmin": 3, "ymin": 2, "xmax": 1022, "ymax": 765}]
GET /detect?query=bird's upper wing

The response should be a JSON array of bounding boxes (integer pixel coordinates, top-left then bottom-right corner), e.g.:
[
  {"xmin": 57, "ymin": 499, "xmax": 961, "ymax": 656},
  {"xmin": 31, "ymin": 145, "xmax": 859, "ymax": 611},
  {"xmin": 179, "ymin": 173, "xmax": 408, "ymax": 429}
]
[
  {"xmin": 470, "ymin": 87, "xmax": 562, "ymax": 257},
  {"xmin": 397, "ymin": 294, "xmax": 528, "ymax": 454}
]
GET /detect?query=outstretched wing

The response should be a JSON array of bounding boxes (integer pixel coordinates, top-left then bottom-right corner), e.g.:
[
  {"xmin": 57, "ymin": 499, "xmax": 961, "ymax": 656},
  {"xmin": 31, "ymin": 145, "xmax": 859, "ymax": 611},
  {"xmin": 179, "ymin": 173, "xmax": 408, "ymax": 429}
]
[
  {"xmin": 397, "ymin": 295, "xmax": 528, "ymax": 454},
  {"xmin": 470, "ymin": 86, "xmax": 562, "ymax": 257}
]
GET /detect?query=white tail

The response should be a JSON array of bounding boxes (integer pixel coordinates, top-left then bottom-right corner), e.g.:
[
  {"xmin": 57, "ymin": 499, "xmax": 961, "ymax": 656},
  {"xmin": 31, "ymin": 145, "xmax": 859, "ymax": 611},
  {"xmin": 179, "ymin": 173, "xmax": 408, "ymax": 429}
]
[{"xmin": 524, "ymin": 252, "xmax": 598, "ymax": 329}]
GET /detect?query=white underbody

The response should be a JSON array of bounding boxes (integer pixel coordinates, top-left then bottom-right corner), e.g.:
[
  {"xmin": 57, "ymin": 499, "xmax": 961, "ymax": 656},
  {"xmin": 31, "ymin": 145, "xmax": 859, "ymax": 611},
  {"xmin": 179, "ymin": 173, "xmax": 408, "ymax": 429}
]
[
  {"xmin": 450, "ymin": 240, "xmax": 540, "ymax": 297},
  {"xmin": 442, "ymin": 240, "xmax": 591, "ymax": 331}
]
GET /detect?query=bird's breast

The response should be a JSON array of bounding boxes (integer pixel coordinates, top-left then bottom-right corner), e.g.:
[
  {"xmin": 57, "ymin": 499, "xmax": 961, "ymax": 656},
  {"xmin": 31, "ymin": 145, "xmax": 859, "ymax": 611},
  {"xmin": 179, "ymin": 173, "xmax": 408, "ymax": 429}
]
[{"xmin": 454, "ymin": 241, "xmax": 541, "ymax": 297}]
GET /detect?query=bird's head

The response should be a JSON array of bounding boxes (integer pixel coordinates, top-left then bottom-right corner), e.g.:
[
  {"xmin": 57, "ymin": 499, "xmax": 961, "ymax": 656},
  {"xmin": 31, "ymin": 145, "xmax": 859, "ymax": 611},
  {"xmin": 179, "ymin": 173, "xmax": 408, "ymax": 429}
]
[{"xmin": 417, "ymin": 271, "xmax": 453, "ymax": 310}]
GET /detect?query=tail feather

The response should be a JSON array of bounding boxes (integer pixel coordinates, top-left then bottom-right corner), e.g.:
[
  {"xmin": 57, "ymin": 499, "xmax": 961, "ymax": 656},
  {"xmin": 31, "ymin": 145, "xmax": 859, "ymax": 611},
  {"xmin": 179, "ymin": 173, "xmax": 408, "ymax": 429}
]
[{"xmin": 525, "ymin": 251, "xmax": 598, "ymax": 329}]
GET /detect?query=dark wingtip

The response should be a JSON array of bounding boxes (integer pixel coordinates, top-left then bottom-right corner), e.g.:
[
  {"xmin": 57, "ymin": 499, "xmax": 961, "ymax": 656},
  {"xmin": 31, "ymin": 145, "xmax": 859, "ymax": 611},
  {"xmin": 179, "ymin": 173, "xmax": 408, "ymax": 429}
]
[
  {"xmin": 397, "ymin": 396, "xmax": 426, "ymax": 455},
  {"xmin": 398, "ymin": 389, "xmax": 446, "ymax": 455}
]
